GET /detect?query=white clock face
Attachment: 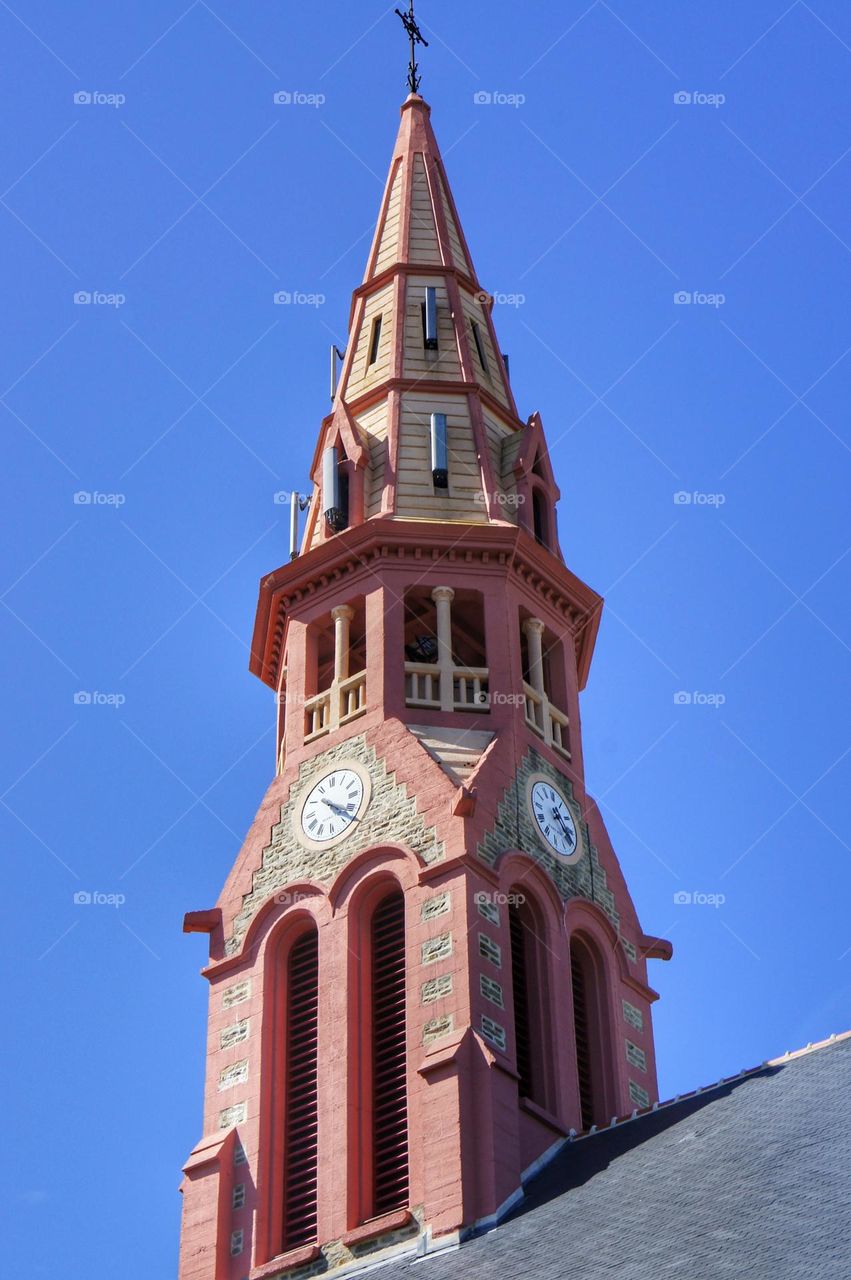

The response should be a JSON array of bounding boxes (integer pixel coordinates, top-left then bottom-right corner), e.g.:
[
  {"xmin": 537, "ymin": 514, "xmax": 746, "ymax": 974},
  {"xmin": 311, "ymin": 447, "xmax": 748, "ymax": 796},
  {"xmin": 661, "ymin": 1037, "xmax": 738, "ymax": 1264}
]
[
  {"xmin": 300, "ymin": 768, "xmax": 366, "ymax": 844},
  {"xmin": 530, "ymin": 779, "xmax": 579, "ymax": 860}
]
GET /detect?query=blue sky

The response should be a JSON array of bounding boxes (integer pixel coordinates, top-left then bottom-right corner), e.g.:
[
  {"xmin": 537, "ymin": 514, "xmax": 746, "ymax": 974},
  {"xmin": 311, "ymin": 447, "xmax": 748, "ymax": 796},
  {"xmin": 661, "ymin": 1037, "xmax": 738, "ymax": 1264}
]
[{"xmin": 3, "ymin": 2, "xmax": 850, "ymax": 1274}]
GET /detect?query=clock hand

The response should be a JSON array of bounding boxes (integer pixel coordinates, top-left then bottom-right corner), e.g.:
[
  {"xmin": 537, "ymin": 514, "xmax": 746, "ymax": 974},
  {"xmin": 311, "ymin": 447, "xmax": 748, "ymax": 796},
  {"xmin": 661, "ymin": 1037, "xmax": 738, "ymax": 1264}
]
[
  {"xmin": 322, "ymin": 798, "xmax": 355, "ymax": 819},
  {"xmin": 552, "ymin": 808, "xmax": 575, "ymax": 847}
]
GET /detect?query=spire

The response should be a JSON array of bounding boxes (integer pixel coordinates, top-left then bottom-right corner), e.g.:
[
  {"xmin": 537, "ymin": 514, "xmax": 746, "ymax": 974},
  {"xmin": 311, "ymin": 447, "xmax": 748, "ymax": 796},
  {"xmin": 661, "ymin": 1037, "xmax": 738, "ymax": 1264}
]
[
  {"xmin": 362, "ymin": 93, "xmax": 477, "ymax": 284},
  {"xmin": 302, "ymin": 94, "xmax": 544, "ymax": 553}
]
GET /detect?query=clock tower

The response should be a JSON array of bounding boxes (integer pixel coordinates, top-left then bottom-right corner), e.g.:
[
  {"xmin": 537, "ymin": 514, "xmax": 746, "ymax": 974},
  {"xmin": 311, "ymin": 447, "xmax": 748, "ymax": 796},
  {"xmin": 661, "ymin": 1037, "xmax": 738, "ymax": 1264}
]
[{"xmin": 178, "ymin": 90, "xmax": 672, "ymax": 1280}]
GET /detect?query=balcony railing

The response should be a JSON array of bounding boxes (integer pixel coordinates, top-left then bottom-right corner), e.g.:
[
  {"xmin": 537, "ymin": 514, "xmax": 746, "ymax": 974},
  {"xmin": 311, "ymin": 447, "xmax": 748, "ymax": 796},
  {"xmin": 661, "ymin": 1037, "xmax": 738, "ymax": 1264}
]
[
  {"xmin": 339, "ymin": 670, "xmax": 367, "ymax": 723},
  {"xmin": 304, "ymin": 689, "xmax": 332, "ymax": 743},
  {"xmin": 304, "ymin": 669, "xmax": 367, "ymax": 744},
  {"xmin": 453, "ymin": 667, "xmax": 489, "ymax": 710},
  {"xmin": 405, "ymin": 662, "xmax": 489, "ymax": 712},
  {"xmin": 404, "ymin": 662, "xmax": 440, "ymax": 709},
  {"xmin": 523, "ymin": 681, "xmax": 572, "ymax": 760}
]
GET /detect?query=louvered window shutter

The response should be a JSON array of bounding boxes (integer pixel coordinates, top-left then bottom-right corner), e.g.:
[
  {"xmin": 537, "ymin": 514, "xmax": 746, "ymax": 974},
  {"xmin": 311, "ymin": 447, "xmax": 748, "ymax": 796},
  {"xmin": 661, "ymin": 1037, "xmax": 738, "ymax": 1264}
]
[
  {"xmin": 370, "ymin": 891, "xmax": 409, "ymax": 1216},
  {"xmin": 509, "ymin": 905, "xmax": 534, "ymax": 1100},
  {"xmin": 282, "ymin": 930, "xmax": 320, "ymax": 1250}
]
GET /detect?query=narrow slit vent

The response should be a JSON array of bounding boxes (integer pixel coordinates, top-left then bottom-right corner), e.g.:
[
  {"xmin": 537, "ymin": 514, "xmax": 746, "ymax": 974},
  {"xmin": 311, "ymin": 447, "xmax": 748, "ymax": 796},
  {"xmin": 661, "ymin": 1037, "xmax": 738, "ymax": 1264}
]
[
  {"xmin": 371, "ymin": 891, "xmax": 409, "ymax": 1217},
  {"xmin": 369, "ymin": 315, "xmax": 383, "ymax": 365},
  {"xmin": 282, "ymin": 930, "xmax": 319, "ymax": 1251},
  {"xmin": 471, "ymin": 320, "xmax": 489, "ymax": 375}
]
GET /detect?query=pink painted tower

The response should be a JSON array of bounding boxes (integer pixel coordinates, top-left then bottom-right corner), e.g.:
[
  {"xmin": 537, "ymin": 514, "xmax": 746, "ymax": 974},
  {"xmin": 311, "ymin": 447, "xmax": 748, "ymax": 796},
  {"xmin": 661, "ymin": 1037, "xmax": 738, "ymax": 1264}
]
[{"xmin": 178, "ymin": 91, "xmax": 672, "ymax": 1280}]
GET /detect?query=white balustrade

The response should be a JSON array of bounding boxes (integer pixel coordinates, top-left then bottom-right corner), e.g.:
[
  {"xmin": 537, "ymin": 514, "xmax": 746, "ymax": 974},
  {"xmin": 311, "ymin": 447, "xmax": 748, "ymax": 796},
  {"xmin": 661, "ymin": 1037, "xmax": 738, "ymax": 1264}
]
[{"xmin": 405, "ymin": 662, "xmax": 441, "ymax": 708}]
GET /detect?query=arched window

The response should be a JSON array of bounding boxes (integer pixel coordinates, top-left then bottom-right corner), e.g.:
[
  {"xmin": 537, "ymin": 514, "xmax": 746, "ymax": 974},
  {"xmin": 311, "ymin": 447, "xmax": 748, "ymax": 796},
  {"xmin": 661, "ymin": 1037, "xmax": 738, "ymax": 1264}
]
[
  {"xmin": 569, "ymin": 934, "xmax": 613, "ymax": 1130},
  {"xmin": 532, "ymin": 487, "xmax": 549, "ymax": 547},
  {"xmin": 279, "ymin": 925, "xmax": 320, "ymax": 1253},
  {"xmin": 369, "ymin": 890, "xmax": 409, "ymax": 1216},
  {"xmin": 322, "ymin": 443, "xmax": 351, "ymax": 533},
  {"xmin": 508, "ymin": 892, "xmax": 553, "ymax": 1110}
]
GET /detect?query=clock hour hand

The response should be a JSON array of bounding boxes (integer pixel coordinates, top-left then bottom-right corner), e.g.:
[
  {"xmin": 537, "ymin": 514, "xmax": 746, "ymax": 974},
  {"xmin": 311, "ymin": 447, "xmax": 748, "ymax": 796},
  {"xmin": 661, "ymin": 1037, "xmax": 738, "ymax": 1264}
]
[
  {"xmin": 552, "ymin": 808, "xmax": 575, "ymax": 848},
  {"xmin": 323, "ymin": 798, "xmax": 355, "ymax": 819}
]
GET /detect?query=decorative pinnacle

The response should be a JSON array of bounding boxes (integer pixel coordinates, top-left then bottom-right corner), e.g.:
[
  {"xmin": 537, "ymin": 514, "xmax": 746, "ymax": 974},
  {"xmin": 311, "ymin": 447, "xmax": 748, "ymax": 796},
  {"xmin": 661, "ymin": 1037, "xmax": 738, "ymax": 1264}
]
[{"xmin": 395, "ymin": 0, "xmax": 429, "ymax": 95}]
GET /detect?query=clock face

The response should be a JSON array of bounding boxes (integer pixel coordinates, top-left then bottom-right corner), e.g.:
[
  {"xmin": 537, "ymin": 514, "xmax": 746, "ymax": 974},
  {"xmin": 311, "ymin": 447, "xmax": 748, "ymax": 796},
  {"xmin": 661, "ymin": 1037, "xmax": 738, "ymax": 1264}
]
[
  {"xmin": 298, "ymin": 767, "xmax": 367, "ymax": 846},
  {"xmin": 529, "ymin": 778, "xmax": 580, "ymax": 860}
]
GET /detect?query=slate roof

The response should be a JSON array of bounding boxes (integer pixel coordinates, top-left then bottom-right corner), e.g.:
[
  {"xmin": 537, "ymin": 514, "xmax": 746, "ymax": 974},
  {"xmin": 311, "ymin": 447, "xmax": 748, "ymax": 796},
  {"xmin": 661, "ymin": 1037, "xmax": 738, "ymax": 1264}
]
[{"xmin": 377, "ymin": 1032, "xmax": 851, "ymax": 1280}]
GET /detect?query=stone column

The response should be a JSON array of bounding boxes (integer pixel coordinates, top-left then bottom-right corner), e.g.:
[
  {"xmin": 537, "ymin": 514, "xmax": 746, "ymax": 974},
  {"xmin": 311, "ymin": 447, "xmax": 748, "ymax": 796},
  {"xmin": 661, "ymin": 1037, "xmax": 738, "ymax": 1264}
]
[
  {"xmin": 432, "ymin": 586, "xmax": 456, "ymax": 712},
  {"xmin": 331, "ymin": 604, "xmax": 354, "ymax": 727},
  {"xmin": 523, "ymin": 616, "xmax": 551, "ymax": 742}
]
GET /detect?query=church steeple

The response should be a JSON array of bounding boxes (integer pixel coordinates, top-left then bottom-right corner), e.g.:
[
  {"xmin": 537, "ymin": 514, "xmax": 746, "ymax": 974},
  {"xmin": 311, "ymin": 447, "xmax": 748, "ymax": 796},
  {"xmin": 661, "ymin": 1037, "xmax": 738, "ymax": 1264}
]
[
  {"xmin": 299, "ymin": 93, "xmax": 524, "ymax": 554},
  {"xmin": 180, "ymin": 87, "xmax": 672, "ymax": 1280}
]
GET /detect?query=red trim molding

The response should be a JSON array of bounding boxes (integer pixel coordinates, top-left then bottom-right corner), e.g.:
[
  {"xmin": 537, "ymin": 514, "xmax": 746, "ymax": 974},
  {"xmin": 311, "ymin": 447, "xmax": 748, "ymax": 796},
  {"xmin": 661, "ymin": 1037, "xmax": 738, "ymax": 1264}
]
[
  {"xmin": 342, "ymin": 1208, "xmax": 413, "ymax": 1247},
  {"xmin": 249, "ymin": 1244, "xmax": 321, "ymax": 1280}
]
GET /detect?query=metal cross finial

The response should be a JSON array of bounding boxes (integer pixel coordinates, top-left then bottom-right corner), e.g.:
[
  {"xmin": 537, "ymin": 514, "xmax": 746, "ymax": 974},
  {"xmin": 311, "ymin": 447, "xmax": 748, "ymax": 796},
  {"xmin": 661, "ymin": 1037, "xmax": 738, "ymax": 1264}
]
[{"xmin": 395, "ymin": 1, "xmax": 429, "ymax": 95}]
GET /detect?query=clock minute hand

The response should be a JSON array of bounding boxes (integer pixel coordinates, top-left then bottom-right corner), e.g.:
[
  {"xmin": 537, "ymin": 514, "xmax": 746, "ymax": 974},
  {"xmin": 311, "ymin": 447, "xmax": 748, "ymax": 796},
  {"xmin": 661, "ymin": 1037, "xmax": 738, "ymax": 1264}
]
[{"xmin": 552, "ymin": 808, "xmax": 576, "ymax": 848}]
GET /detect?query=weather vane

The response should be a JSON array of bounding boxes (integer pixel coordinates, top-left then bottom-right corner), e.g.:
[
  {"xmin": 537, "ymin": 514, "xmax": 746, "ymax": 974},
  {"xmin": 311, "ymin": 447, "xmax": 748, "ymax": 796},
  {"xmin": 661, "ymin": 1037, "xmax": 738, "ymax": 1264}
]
[{"xmin": 395, "ymin": 1, "xmax": 429, "ymax": 95}]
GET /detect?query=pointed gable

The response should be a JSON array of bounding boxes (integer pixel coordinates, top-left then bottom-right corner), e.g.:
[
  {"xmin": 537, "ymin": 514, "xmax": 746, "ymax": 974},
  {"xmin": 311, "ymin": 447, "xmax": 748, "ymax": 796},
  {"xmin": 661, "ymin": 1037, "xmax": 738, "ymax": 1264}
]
[{"xmin": 363, "ymin": 95, "xmax": 478, "ymax": 283}]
